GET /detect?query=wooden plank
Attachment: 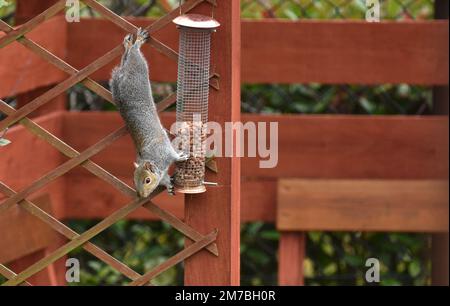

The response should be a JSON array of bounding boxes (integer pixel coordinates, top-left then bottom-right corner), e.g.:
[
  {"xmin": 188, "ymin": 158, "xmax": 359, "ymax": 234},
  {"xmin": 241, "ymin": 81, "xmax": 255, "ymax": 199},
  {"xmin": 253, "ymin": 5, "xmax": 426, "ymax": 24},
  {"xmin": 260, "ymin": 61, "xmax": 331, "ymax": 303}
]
[
  {"xmin": 277, "ymin": 179, "xmax": 449, "ymax": 232},
  {"xmin": 68, "ymin": 18, "xmax": 449, "ymax": 85},
  {"xmin": 278, "ymin": 232, "xmax": 305, "ymax": 286},
  {"xmin": 1, "ymin": 18, "xmax": 448, "ymax": 98},
  {"xmin": 1, "ymin": 112, "xmax": 447, "ymax": 222},
  {"xmin": 183, "ymin": 1, "xmax": 241, "ymax": 286},
  {"xmin": 244, "ymin": 114, "xmax": 449, "ymax": 180},
  {"xmin": 242, "ymin": 19, "xmax": 448, "ymax": 85},
  {"xmin": 61, "ymin": 112, "xmax": 449, "ymax": 180},
  {"xmin": 62, "ymin": 174, "xmax": 274, "ymax": 222},
  {"xmin": 0, "ymin": 195, "xmax": 57, "ymax": 264},
  {"xmin": 66, "ymin": 18, "xmax": 178, "ymax": 84}
]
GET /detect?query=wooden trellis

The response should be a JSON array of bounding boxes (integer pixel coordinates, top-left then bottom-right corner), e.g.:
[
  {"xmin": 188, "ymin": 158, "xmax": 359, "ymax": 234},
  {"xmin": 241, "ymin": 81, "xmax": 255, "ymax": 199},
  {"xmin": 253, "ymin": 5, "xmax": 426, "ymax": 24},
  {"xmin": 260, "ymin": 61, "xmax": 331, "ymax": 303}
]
[{"xmin": 0, "ymin": 0, "xmax": 224, "ymax": 286}]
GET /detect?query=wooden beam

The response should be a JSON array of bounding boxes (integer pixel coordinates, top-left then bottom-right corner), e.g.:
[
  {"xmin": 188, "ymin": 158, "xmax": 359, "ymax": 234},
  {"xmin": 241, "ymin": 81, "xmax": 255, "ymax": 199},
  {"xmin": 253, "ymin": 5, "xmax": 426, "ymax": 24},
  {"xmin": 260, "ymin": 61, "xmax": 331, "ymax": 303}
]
[
  {"xmin": 183, "ymin": 1, "xmax": 241, "ymax": 286},
  {"xmin": 68, "ymin": 18, "xmax": 448, "ymax": 85},
  {"xmin": 2, "ymin": 112, "xmax": 448, "ymax": 223},
  {"xmin": 242, "ymin": 19, "xmax": 448, "ymax": 85},
  {"xmin": 242, "ymin": 114, "xmax": 449, "ymax": 180},
  {"xmin": 59, "ymin": 112, "xmax": 449, "ymax": 180},
  {"xmin": 277, "ymin": 179, "xmax": 449, "ymax": 232},
  {"xmin": 278, "ymin": 232, "xmax": 305, "ymax": 285},
  {"xmin": 62, "ymin": 174, "xmax": 274, "ymax": 223},
  {"xmin": 2, "ymin": 17, "xmax": 447, "ymax": 98}
]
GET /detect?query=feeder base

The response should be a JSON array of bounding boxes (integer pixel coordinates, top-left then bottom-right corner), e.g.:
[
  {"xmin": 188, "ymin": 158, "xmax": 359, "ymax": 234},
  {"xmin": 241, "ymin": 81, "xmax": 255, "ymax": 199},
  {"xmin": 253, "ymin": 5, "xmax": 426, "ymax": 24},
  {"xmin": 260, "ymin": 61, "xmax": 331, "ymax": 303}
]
[{"xmin": 175, "ymin": 185, "xmax": 206, "ymax": 194}]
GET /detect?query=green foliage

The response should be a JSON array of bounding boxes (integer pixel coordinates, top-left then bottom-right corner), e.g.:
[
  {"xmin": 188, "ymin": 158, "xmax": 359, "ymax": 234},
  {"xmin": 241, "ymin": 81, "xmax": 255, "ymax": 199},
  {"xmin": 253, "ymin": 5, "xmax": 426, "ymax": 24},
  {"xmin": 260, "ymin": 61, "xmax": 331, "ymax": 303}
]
[
  {"xmin": 67, "ymin": 220, "xmax": 184, "ymax": 286},
  {"xmin": 242, "ymin": 84, "xmax": 432, "ymax": 115},
  {"xmin": 0, "ymin": 0, "xmax": 14, "ymax": 23},
  {"xmin": 241, "ymin": 0, "xmax": 434, "ymax": 20}
]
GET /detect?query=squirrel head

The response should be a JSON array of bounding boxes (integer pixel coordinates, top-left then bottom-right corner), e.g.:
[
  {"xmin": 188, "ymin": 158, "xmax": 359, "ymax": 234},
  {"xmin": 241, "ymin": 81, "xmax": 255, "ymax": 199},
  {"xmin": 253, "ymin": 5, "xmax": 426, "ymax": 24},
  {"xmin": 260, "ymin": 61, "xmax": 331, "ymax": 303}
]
[{"xmin": 134, "ymin": 161, "xmax": 160, "ymax": 198}]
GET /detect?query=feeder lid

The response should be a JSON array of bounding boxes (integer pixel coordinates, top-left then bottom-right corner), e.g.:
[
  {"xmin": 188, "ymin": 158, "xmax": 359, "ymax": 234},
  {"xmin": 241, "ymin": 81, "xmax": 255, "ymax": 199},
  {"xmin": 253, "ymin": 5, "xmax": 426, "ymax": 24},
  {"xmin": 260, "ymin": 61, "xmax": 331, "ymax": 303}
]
[{"xmin": 173, "ymin": 14, "xmax": 220, "ymax": 29}]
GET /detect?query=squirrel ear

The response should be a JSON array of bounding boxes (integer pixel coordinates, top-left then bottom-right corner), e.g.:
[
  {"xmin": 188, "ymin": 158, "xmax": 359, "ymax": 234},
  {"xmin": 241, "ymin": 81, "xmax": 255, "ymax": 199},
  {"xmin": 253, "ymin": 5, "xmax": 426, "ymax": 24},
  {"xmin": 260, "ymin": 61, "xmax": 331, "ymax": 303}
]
[
  {"xmin": 144, "ymin": 161, "xmax": 155, "ymax": 172},
  {"xmin": 133, "ymin": 162, "xmax": 139, "ymax": 169}
]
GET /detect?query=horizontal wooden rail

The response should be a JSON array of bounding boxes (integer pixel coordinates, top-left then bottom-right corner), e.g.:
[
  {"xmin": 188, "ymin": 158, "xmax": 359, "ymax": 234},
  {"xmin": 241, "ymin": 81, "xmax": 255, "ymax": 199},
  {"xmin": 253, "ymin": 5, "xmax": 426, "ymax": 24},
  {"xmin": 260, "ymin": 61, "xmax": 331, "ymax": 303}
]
[
  {"xmin": 59, "ymin": 112, "xmax": 449, "ymax": 180},
  {"xmin": 1, "ymin": 17, "xmax": 448, "ymax": 97},
  {"xmin": 1, "ymin": 111, "xmax": 447, "ymax": 224},
  {"xmin": 277, "ymin": 179, "xmax": 449, "ymax": 232},
  {"xmin": 67, "ymin": 18, "xmax": 450, "ymax": 85}
]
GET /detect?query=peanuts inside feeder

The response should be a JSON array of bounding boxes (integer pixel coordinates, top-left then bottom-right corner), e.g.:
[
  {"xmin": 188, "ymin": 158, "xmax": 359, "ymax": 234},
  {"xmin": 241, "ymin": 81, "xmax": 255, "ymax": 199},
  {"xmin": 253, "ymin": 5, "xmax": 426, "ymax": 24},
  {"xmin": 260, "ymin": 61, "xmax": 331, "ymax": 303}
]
[{"xmin": 173, "ymin": 14, "xmax": 220, "ymax": 194}]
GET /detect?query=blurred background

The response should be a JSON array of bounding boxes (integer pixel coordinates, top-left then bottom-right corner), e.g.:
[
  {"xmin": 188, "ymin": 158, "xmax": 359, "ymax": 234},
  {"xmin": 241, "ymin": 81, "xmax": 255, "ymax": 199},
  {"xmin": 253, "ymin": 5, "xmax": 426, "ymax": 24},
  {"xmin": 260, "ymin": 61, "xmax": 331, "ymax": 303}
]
[{"xmin": 0, "ymin": 0, "xmax": 444, "ymax": 286}]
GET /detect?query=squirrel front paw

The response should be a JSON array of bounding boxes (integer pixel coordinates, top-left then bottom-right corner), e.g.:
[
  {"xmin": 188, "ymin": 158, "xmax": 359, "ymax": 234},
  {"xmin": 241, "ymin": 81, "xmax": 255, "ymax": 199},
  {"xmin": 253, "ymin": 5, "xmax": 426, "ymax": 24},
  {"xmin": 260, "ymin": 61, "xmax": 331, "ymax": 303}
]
[
  {"xmin": 135, "ymin": 28, "xmax": 149, "ymax": 46},
  {"xmin": 123, "ymin": 33, "xmax": 133, "ymax": 50},
  {"xmin": 176, "ymin": 152, "xmax": 189, "ymax": 162}
]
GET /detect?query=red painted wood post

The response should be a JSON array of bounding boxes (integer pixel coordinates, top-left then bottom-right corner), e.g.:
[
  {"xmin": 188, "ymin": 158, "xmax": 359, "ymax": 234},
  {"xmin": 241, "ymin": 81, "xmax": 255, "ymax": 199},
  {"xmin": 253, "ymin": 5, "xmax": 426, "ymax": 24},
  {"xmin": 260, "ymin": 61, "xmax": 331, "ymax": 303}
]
[
  {"xmin": 15, "ymin": 0, "xmax": 67, "ymax": 118},
  {"xmin": 432, "ymin": 0, "xmax": 449, "ymax": 286},
  {"xmin": 278, "ymin": 232, "xmax": 305, "ymax": 285},
  {"xmin": 183, "ymin": 0, "xmax": 241, "ymax": 285}
]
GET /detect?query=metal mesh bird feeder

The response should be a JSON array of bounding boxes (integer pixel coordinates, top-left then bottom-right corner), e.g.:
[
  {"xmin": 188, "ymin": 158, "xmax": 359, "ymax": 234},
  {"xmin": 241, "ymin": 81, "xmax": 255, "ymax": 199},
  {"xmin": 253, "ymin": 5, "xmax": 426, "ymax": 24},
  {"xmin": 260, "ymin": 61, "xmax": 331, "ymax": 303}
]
[{"xmin": 173, "ymin": 14, "xmax": 220, "ymax": 194}]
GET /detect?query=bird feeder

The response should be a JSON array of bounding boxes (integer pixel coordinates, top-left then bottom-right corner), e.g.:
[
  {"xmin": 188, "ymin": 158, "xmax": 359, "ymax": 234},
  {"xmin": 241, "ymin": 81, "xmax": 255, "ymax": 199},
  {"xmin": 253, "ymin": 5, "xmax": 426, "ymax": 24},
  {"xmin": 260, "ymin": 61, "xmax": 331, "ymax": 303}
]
[{"xmin": 173, "ymin": 14, "xmax": 220, "ymax": 194}]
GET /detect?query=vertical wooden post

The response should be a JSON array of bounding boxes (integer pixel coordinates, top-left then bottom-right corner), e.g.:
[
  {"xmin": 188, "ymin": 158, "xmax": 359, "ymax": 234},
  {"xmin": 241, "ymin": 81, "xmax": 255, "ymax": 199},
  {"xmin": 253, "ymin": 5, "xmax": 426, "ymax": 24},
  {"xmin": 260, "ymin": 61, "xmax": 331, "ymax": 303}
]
[
  {"xmin": 15, "ymin": 0, "xmax": 67, "ymax": 118},
  {"xmin": 431, "ymin": 0, "xmax": 449, "ymax": 287},
  {"xmin": 278, "ymin": 232, "xmax": 305, "ymax": 285},
  {"xmin": 184, "ymin": 0, "xmax": 241, "ymax": 285}
]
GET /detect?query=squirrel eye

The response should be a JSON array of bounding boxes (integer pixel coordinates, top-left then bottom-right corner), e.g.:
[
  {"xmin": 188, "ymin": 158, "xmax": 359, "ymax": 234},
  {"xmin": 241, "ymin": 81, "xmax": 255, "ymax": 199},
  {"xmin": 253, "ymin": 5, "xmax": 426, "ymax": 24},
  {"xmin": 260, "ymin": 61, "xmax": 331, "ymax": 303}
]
[{"xmin": 145, "ymin": 177, "xmax": 152, "ymax": 184}]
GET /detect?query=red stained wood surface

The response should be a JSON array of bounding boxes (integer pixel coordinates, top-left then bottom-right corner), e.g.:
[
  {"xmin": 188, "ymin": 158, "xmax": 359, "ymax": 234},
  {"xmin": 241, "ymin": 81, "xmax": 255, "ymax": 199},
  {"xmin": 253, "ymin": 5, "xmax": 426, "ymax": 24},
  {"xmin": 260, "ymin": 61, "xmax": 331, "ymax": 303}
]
[
  {"xmin": 278, "ymin": 232, "xmax": 305, "ymax": 286},
  {"xmin": 277, "ymin": 179, "xmax": 449, "ymax": 232},
  {"xmin": 1, "ymin": 18, "xmax": 448, "ymax": 98}
]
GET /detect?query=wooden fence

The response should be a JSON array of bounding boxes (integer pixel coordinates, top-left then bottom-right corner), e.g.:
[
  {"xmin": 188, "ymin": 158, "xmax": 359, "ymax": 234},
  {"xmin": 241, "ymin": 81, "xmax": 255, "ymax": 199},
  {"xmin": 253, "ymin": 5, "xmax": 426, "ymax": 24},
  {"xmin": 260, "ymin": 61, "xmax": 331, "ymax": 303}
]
[{"xmin": 0, "ymin": 0, "xmax": 448, "ymax": 285}]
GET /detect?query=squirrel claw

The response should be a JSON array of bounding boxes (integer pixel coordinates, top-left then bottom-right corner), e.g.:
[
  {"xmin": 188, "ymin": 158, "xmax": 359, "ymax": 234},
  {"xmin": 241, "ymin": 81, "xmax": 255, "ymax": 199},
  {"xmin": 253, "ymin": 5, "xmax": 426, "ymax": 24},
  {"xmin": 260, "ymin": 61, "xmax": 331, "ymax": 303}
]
[
  {"xmin": 167, "ymin": 185, "xmax": 176, "ymax": 195},
  {"xmin": 176, "ymin": 152, "xmax": 189, "ymax": 162},
  {"xmin": 123, "ymin": 34, "xmax": 133, "ymax": 49},
  {"xmin": 136, "ymin": 27, "xmax": 149, "ymax": 45}
]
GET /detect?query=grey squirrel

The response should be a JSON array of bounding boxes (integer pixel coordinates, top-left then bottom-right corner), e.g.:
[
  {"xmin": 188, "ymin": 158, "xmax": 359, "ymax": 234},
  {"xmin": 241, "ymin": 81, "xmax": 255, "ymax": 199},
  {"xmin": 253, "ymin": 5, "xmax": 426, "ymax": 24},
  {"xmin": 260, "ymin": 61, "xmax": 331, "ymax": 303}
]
[{"xmin": 110, "ymin": 28, "xmax": 187, "ymax": 197}]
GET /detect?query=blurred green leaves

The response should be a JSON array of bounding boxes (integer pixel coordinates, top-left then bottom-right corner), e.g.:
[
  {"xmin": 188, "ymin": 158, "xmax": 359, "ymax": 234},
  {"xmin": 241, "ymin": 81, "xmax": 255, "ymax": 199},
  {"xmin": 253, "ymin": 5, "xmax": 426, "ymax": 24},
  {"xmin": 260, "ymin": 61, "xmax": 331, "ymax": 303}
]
[{"xmin": 241, "ymin": 84, "xmax": 432, "ymax": 115}]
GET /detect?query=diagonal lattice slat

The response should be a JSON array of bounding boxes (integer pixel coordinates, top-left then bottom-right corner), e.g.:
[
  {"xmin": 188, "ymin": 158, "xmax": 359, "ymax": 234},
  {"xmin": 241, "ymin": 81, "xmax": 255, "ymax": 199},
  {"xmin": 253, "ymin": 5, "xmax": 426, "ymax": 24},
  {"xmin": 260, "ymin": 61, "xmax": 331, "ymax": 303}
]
[
  {"xmin": 0, "ymin": 0, "xmax": 219, "ymax": 286},
  {"xmin": 0, "ymin": 180, "xmax": 144, "ymax": 282},
  {"xmin": 0, "ymin": 0, "xmax": 219, "ymax": 255}
]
